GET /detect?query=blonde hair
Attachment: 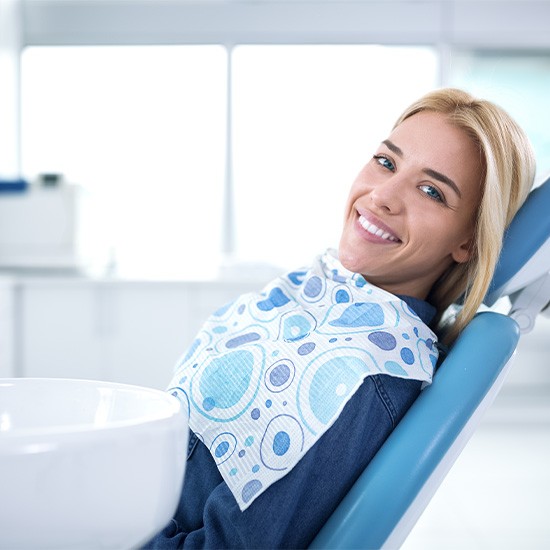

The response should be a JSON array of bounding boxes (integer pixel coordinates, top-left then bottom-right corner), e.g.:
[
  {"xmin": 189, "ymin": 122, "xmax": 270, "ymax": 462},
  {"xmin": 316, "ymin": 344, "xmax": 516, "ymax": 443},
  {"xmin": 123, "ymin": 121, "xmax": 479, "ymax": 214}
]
[{"xmin": 394, "ymin": 88, "xmax": 536, "ymax": 344}]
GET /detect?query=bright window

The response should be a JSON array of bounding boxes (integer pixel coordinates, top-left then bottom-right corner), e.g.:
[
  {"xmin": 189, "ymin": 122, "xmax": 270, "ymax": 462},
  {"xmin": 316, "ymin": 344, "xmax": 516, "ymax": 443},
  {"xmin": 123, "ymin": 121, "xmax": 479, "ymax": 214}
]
[
  {"xmin": 449, "ymin": 50, "xmax": 550, "ymax": 184},
  {"xmin": 21, "ymin": 45, "xmax": 439, "ymax": 278},
  {"xmin": 21, "ymin": 46, "xmax": 227, "ymax": 279},
  {"xmin": 232, "ymin": 45, "xmax": 438, "ymax": 270}
]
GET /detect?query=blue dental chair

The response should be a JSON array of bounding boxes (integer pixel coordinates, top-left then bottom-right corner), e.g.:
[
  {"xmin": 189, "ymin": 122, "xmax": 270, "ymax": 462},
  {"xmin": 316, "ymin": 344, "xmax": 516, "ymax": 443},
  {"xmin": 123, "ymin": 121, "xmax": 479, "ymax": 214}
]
[{"xmin": 311, "ymin": 176, "xmax": 550, "ymax": 549}]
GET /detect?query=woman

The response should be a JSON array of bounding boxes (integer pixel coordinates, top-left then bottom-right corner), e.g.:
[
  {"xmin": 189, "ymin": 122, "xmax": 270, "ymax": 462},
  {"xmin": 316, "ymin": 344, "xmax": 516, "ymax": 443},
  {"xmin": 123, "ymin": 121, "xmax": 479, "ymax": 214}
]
[{"xmin": 145, "ymin": 88, "xmax": 535, "ymax": 549}]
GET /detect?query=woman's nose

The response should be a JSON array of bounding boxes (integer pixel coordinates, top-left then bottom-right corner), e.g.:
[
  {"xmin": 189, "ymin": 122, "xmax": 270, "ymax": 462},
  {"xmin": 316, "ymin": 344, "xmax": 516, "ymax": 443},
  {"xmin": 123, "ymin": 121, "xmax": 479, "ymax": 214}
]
[{"xmin": 369, "ymin": 175, "xmax": 405, "ymax": 214}]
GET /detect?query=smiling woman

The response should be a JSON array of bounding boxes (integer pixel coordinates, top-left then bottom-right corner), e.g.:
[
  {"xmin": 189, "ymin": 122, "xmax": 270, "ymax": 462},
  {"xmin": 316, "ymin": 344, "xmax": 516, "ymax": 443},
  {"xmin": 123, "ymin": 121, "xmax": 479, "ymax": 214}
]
[{"xmin": 145, "ymin": 89, "xmax": 536, "ymax": 549}]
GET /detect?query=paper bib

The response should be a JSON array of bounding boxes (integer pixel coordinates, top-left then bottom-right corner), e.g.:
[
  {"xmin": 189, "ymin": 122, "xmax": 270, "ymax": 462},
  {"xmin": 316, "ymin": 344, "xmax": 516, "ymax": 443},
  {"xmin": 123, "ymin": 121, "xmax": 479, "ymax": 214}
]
[{"xmin": 168, "ymin": 249, "xmax": 438, "ymax": 510}]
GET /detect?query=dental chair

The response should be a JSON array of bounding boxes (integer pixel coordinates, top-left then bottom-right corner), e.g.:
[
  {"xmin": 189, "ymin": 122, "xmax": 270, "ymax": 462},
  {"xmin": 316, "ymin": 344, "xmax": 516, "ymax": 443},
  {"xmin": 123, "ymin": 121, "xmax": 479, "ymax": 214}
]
[{"xmin": 310, "ymin": 176, "xmax": 550, "ymax": 549}]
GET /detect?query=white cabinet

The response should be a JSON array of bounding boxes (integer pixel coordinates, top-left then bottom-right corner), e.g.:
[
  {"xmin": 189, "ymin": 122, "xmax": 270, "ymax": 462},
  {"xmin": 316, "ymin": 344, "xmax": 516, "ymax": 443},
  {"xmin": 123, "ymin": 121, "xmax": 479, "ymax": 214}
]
[
  {"xmin": 18, "ymin": 278, "xmax": 257, "ymax": 389},
  {"xmin": 21, "ymin": 283, "xmax": 103, "ymax": 382},
  {"xmin": 0, "ymin": 277, "xmax": 17, "ymax": 378}
]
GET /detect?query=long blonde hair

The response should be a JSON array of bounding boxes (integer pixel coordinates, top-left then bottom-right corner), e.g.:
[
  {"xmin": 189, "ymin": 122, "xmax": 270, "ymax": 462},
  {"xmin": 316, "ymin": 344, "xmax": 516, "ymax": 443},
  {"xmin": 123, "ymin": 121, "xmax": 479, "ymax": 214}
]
[{"xmin": 394, "ymin": 88, "xmax": 536, "ymax": 344}]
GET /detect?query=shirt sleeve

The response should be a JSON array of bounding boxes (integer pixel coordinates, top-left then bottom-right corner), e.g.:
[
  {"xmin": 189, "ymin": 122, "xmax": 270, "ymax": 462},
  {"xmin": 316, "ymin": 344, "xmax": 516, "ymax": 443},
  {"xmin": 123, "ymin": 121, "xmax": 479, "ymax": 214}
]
[{"xmin": 144, "ymin": 374, "xmax": 422, "ymax": 549}]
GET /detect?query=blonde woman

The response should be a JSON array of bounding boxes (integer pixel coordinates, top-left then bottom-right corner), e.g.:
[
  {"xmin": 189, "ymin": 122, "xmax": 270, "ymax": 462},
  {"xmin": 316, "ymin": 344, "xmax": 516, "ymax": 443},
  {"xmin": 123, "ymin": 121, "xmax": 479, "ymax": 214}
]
[{"xmin": 145, "ymin": 88, "xmax": 535, "ymax": 549}]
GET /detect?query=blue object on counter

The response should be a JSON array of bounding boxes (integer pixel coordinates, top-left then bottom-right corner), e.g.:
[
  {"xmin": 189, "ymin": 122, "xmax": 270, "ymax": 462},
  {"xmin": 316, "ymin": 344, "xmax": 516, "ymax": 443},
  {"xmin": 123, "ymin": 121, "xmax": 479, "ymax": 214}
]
[{"xmin": 0, "ymin": 179, "xmax": 29, "ymax": 193}]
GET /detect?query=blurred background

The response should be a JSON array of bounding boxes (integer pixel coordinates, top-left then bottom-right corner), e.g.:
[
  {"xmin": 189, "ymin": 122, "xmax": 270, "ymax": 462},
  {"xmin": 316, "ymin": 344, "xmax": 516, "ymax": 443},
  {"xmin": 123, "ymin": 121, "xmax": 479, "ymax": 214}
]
[{"xmin": 0, "ymin": 1, "xmax": 549, "ymax": 547}]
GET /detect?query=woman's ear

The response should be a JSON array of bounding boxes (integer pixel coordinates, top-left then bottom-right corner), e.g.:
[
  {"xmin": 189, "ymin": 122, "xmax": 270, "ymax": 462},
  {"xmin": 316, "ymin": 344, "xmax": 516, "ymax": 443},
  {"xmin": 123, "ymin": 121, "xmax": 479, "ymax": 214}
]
[{"xmin": 452, "ymin": 238, "xmax": 474, "ymax": 264}]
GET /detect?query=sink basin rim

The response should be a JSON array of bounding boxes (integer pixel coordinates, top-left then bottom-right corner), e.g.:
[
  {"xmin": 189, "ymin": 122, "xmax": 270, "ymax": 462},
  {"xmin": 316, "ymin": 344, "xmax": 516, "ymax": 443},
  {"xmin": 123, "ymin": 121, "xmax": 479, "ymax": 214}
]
[{"xmin": 0, "ymin": 377, "xmax": 183, "ymax": 445}]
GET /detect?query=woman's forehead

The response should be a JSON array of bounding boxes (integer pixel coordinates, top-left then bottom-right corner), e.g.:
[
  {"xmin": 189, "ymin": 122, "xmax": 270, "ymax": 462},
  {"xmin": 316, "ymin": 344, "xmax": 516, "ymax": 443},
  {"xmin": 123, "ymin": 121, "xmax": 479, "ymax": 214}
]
[{"xmin": 389, "ymin": 112, "xmax": 482, "ymax": 177}]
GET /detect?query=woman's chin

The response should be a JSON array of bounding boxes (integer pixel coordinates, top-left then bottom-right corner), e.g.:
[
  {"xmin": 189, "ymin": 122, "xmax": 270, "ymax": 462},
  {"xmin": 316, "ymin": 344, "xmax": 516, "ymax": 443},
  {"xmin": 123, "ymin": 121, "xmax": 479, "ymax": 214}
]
[{"xmin": 337, "ymin": 247, "xmax": 364, "ymax": 275}]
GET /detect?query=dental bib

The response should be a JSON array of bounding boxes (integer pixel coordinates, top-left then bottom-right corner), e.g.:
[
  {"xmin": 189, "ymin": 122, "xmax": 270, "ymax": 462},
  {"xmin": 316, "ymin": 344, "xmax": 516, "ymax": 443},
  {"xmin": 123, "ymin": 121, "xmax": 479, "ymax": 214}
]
[{"xmin": 168, "ymin": 249, "xmax": 438, "ymax": 510}]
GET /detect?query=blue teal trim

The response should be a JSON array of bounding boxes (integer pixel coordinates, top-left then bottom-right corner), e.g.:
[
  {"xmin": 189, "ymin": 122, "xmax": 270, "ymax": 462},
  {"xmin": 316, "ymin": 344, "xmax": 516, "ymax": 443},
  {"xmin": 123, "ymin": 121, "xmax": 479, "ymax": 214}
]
[
  {"xmin": 309, "ymin": 312, "xmax": 520, "ymax": 550},
  {"xmin": 488, "ymin": 177, "xmax": 550, "ymax": 297}
]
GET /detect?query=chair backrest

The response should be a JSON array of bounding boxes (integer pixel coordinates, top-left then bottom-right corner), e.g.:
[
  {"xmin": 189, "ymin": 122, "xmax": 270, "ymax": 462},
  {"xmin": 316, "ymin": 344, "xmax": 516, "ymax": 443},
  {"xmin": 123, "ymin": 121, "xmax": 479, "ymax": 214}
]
[
  {"xmin": 486, "ymin": 177, "xmax": 550, "ymax": 305},
  {"xmin": 310, "ymin": 176, "xmax": 550, "ymax": 549}
]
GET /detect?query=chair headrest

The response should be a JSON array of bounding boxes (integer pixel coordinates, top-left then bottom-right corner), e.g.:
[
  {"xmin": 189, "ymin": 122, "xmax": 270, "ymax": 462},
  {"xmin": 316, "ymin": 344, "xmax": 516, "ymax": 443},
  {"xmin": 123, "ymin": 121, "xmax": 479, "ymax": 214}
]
[{"xmin": 485, "ymin": 176, "xmax": 550, "ymax": 305}]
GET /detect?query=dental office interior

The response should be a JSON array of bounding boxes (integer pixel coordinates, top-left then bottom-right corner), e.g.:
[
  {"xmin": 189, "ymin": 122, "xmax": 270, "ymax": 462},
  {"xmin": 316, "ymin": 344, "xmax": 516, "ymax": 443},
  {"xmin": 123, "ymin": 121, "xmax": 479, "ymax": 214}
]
[{"xmin": 1, "ymin": 0, "xmax": 549, "ymax": 548}]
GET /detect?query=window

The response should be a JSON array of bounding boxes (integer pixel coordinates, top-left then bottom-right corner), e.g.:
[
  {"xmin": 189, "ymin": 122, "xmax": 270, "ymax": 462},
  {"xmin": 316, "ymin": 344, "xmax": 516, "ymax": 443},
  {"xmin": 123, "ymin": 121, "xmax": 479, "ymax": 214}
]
[
  {"xmin": 22, "ymin": 44, "xmax": 438, "ymax": 277},
  {"xmin": 449, "ymin": 50, "xmax": 550, "ymax": 184},
  {"xmin": 22, "ymin": 45, "xmax": 227, "ymax": 279}
]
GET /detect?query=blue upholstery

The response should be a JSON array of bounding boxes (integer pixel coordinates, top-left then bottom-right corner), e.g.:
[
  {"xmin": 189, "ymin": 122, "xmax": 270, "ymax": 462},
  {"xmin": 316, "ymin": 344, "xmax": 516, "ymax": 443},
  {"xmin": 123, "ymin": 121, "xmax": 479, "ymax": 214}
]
[
  {"xmin": 310, "ymin": 312, "xmax": 519, "ymax": 549},
  {"xmin": 311, "ymin": 178, "xmax": 549, "ymax": 549},
  {"xmin": 487, "ymin": 176, "xmax": 550, "ymax": 302}
]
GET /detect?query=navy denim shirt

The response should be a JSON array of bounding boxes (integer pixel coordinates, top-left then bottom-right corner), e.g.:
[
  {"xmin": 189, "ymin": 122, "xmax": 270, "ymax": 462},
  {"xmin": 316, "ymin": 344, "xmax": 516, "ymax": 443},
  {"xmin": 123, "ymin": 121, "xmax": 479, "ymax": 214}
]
[{"xmin": 144, "ymin": 296, "xmax": 435, "ymax": 549}]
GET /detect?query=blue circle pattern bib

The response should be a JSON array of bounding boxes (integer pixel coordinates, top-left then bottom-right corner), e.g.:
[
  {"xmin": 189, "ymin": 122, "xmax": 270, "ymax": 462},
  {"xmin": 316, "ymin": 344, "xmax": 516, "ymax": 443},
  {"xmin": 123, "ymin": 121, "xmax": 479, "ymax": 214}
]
[{"xmin": 168, "ymin": 250, "xmax": 438, "ymax": 511}]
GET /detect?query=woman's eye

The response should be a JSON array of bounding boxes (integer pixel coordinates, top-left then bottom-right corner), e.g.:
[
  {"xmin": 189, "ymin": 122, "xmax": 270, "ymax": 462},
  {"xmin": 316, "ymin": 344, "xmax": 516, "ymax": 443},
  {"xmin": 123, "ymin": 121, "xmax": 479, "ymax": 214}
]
[
  {"xmin": 373, "ymin": 155, "xmax": 395, "ymax": 172},
  {"xmin": 419, "ymin": 184, "xmax": 445, "ymax": 203}
]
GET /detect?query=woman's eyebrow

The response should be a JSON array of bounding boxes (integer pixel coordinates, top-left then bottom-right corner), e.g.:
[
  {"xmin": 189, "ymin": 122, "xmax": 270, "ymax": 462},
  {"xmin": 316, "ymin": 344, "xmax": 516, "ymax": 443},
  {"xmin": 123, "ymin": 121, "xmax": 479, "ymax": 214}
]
[
  {"xmin": 382, "ymin": 139, "xmax": 462, "ymax": 199},
  {"xmin": 382, "ymin": 139, "xmax": 403, "ymax": 157}
]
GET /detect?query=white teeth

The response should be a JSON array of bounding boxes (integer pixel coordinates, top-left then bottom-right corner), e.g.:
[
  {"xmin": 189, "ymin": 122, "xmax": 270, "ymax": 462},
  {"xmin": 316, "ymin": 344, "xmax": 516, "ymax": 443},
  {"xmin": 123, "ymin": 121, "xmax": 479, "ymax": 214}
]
[{"xmin": 358, "ymin": 215, "xmax": 399, "ymax": 242}]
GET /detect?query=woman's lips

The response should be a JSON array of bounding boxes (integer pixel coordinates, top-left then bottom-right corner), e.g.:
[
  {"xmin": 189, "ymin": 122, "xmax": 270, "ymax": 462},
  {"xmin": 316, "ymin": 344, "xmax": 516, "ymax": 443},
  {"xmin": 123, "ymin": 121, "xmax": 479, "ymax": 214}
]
[{"xmin": 356, "ymin": 211, "xmax": 401, "ymax": 243}]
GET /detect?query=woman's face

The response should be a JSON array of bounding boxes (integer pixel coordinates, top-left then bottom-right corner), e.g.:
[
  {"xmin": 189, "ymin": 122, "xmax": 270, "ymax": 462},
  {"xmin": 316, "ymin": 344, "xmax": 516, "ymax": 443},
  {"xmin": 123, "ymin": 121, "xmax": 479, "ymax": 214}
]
[{"xmin": 339, "ymin": 110, "xmax": 483, "ymax": 300}]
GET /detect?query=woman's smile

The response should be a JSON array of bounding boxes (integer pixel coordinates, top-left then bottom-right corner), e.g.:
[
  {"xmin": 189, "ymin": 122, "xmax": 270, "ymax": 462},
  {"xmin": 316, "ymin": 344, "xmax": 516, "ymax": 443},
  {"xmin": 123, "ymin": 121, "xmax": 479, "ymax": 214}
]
[{"xmin": 356, "ymin": 210, "xmax": 401, "ymax": 243}]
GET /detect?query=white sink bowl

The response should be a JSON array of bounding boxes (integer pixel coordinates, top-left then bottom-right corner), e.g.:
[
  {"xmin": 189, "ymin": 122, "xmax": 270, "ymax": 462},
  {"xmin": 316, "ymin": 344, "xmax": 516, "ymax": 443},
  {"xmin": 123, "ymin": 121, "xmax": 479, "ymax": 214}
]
[{"xmin": 0, "ymin": 378, "xmax": 188, "ymax": 549}]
